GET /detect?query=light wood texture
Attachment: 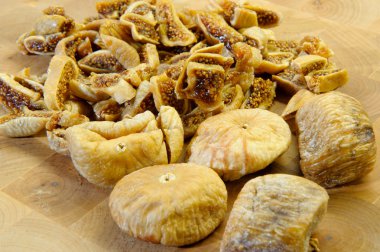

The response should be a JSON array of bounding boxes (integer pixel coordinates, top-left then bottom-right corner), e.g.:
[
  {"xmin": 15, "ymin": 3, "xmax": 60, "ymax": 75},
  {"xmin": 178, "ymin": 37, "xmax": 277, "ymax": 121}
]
[{"xmin": 0, "ymin": 0, "xmax": 380, "ymax": 251}]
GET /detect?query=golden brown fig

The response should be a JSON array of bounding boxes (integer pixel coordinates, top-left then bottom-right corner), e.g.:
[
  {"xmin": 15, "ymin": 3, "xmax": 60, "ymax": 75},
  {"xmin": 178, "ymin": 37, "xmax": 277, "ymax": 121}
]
[
  {"xmin": 44, "ymin": 55, "xmax": 79, "ymax": 111},
  {"xmin": 268, "ymin": 39, "xmax": 299, "ymax": 55},
  {"xmin": 194, "ymin": 10, "xmax": 244, "ymax": 49},
  {"xmin": 55, "ymin": 30, "xmax": 99, "ymax": 59},
  {"xmin": 187, "ymin": 109, "xmax": 291, "ymax": 181},
  {"xmin": 46, "ymin": 111, "xmax": 89, "ymax": 155},
  {"xmin": 272, "ymin": 68, "xmax": 307, "ymax": 95},
  {"xmin": 155, "ymin": 0, "xmax": 196, "ymax": 46},
  {"xmin": 93, "ymin": 98, "xmax": 122, "ymax": 121},
  {"xmin": 101, "ymin": 34, "xmax": 141, "ymax": 70},
  {"xmin": 124, "ymin": 80, "xmax": 157, "ymax": 116},
  {"xmin": 78, "ymin": 50, "xmax": 125, "ymax": 74},
  {"xmin": 121, "ymin": 63, "xmax": 154, "ymax": 88},
  {"xmin": 305, "ymin": 68, "xmax": 349, "ymax": 93},
  {"xmin": 66, "ymin": 116, "xmax": 168, "ymax": 187},
  {"xmin": 98, "ymin": 20, "xmax": 135, "ymax": 46},
  {"xmin": 190, "ymin": 42, "xmax": 224, "ymax": 54},
  {"xmin": 221, "ymin": 174, "xmax": 328, "ymax": 252},
  {"xmin": 90, "ymin": 73, "xmax": 136, "ymax": 104},
  {"xmin": 224, "ymin": 69, "xmax": 254, "ymax": 93},
  {"xmin": 139, "ymin": 43, "xmax": 160, "ymax": 69},
  {"xmin": 239, "ymin": 26, "xmax": 269, "ymax": 52},
  {"xmin": 296, "ymin": 92, "xmax": 377, "ymax": 188},
  {"xmin": 0, "ymin": 73, "xmax": 44, "ymax": 112},
  {"xmin": 230, "ymin": 7, "xmax": 258, "ymax": 29},
  {"xmin": 13, "ymin": 76, "xmax": 44, "ymax": 96},
  {"xmin": 242, "ymin": 4, "xmax": 281, "ymax": 28},
  {"xmin": 23, "ymin": 33, "xmax": 65, "ymax": 55},
  {"xmin": 241, "ymin": 77, "xmax": 276, "ymax": 110},
  {"xmin": 34, "ymin": 14, "xmax": 74, "ymax": 35},
  {"xmin": 255, "ymin": 51, "xmax": 294, "ymax": 74},
  {"xmin": 157, "ymin": 106, "xmax": 184, "ymax": 163},
  {"xmin": 126, "ymin": 0, "xmax": 156, "ymax": 20},
  {"xmin": 109, "ymin": 163, "xmax": 227, "ymax": 246},
  {"xmin": 120, "ymin": 13, "xmax": 160, "ymax": 44},
  {"xmin": 299, "ymin": 36, "xmax": 334, "ymax": 58},
  {"xmin": 63, "ymin": 100, "xmax": 93, "ymax": 117},
  {"xmin": 0, "ymin": 110, "xmax": 53, "ymax": 137},
  {"xmin": 181, "ymin": 107, "xmax": 213, "ymax": 138},
  {"xmin": 96, "ymin": 0, "xmax": 130, "ymax": 19},
  {"xmin": 231, "ymin": 42, "xmax": 262, "ymax": 72},
  {"xmin": 291, "ymin": 54, "xmax": 328, "ymax": 75},
  {"xmin": 69, "ymin": 76, "xmax": 109, "ymax": 102},
  {"xmin": 221, "ymin": 84, "xmax": 245, "ymax": 112}
]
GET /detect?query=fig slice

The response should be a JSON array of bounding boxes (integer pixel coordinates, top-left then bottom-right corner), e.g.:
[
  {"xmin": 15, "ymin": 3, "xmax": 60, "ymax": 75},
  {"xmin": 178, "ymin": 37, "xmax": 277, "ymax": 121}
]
[
  {"xmin": 242, "ymin": 4, "xmax": 281, "ymax": 28},
  {"xmin": 239, "ymin": 26, "xmax": 269, "ymax": 52},
  {"xmin": 255, "ymin": 51, "xmax": 294, "ymax": 74},
  {"xmin": 221, "ymin": 84, "xmax": 245, "ymax": 112},
  {"xmin": 241, "ymin": 77, "xmax": 276, "ymax": 110},
  {"xmin": 109, "ymin": 163, "xmax": 227, "ymax": 246},
  {"xmin": 305, "ymin": 68, "xmax": 349, "ymax": 93},
  {"xmin": 296, "ymin": 91, "xmax": 377, "ymax": 188},
  {"xmin": 231, "ymin": 42, "xmax": 262, "ymax": 72},
  {"xmin": 139, "ymin": 43, "xmax": 160, "ymax": 69},
  {"xmin": 96, "ymin": 0, "xmax": 130, "ymax": 19},
  {"xmin": 157, "ymin": 106, "xmax": 184, "ymax": 163},
  {"xmin": 155, "ymin": 0, "xmax": 196, "ymax": 47},
  {"xmin": 69, "ymin": 75, "xmax": 109, "ymax": 102},
  {"xmin": 120, "ymin": 13, "xmax": 160, "ymax": 44},
  {"xmin": 66, "ymin": 116, "xmax": 168, "ymax": 187},
  {"xmin": 181, "ymin": 107, "xmax": 214, "ymax": 138},
  {"xmin": 221, "ymin": 174, "xmax": 329, "ymax": 252},
  {"xmin": 44, "ymin": 55, "xmax": 79, "ymax": 111},
  {"xmin": 126, "ymin": 0, "xmax": 156, "ymax": 21},
  {"xmin": 187, "ymin": 109, "xmax": 291, "ymax": 181},
  {"xmin": 291, "ymin": 54, "xmax": 328, "ymax": 75},
  {"xmin": 90, "ymin": 73, "xmax": 136, "ymax": 104},
  {"xmin": 299, "ymin": 35, "xmax": 334, "ymax": 58},
  {"xmin": 268, "ymin": 39, "xmax": 299, "ymax": 55},
  {"xmin": 123, "ymin": 80, "xmax": 158, "ymax": 117},
  {"xmin": 272, "ymin": 68, "xmax": 307, "ymax": 95},
  {"xmin": 93, "ymin": 98, "xmax": 122, "ymax": 121},
  {"xmin": 55, "ymin": 30, "xmax": 99, "ymax": 59},
  {"xmin": 34, "ymin": 14, "xmax": 74, "ymax": 35},
  {"xmin": 0, "ymin": 109, "xmax": 53, "ymax": 137},
  {"xmin": 23, "ymin": 33, "xmax": 65, "ymax": 55},
  {"xmin": 78, "ymin": 50, "xmax": 125, "ymax": 74}
]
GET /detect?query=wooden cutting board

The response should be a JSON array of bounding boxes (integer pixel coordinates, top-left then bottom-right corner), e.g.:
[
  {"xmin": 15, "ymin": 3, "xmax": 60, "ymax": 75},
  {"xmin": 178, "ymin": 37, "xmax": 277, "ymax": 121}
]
[{"xmin": 1, "ymin": 0, "xmax": 380, "ymax": 251}]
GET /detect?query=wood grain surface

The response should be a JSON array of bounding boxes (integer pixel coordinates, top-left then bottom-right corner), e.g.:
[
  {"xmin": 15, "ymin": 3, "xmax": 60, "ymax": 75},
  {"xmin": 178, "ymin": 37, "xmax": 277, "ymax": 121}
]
[{"xmin": 1, "ymin": 0, "xmax": 380, "ymax": 251}]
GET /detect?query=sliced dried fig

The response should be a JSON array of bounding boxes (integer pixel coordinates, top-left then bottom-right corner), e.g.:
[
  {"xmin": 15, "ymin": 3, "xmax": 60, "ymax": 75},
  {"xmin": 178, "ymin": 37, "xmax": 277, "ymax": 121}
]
[
  {"xmin": 305, "ymin": 68, "xmax": 348, "ymax": 93},
  {"xmin": 299, "ymin": 36, "xmax": 334, "ymax": 58},
  {"xmin": 222, "ymin": 84, "xmax": 245, "ymax": 112},
  {"xmin": 126, "ymin": 0, "xmax": 156, "ymax": 20},
  {"xmin": 139, "ymin": 43, "xmax": 160, "ymax": 69},
  {"xmin": 255, "ymin": 51, "xmax": 294, "ymax": 74},
  {"xmin": 241, "ymin": 77, "xmax": 276, "ymax": 110},
  {"xmin": 243, "ymin": 4, "xmax": 281, "ymax": 28},
  {"xmin": 268, "ymin": 39, "xmax": 299, "ymax": 55},
  {"xmin": 96, "ymin": 0, "xmax": 130, "ymax": 19},
  {"xmin": 123, "ymin": 80, "xmax": 157, "ymax": 117},
  {"xmin": 181, "ymin": 107, "xmax": 213, "ymax": 138},
  {"xmin": 0, "ymin": 74, "xmax": 44, "ymax": 113},
  {"xmin": 63, "ymin": 99, "xmax": 93, "ymax": 117},
  {"xmin": 121, "ymin": 13, "xmax": 160, "ymax": 44},
  {"xmin": 156, "ymin": 0, "xmax": 196, "ymax": 47},
  {"xmin": 46, "ymin": 111, "xmax": 89, "ymax": 155},
  {"xmin": 194, "ymin": 10, "xmax": 244, "ymax": 49},
  {"xmin": 224, "ymin": 69, "xmax": 254, "ymax": 93},
  {"xmin": 230, "ymin": 7, "xmax": 258, "ymax": 29},
  {"xmin": 120, "ymin": 63, "xmax": 154, "ymax": 88},
  {"xmin": 187, "ymin": 109, "xmax": 291, "ymax": 181},
  {"xmin": 187, "ymin": 52, "xmax": 234, "ymax": 70},
  {"xmin": 98, "ymin": 20, "xmax": 136, "ymax": 46},
  {"xmin": 296, "ymin": 92, "xmax": 376, "ymax": 188},
  {"xmin": 66, "ymin": 120, "xmax": 168, "ymax": 187},
  {"xmin": 23, "ymin": 33, "xmax": 65, "ymax": 55},
  {"xmin": 93, "ymin": 98, "xmax": 122, "ymax": 121},
  {"xmin": 101, "ymin": 34, "xmax": 141, "ymax": 70},
  {"xmin": 190, "ymin": 42, "xmax": 224, "ymax": 54},
  {"xmin": 44, "ymin": 55, "xmax": 79, "ymax": 111},
  {"xmin": 239, "ymin": 26, "xmax": 268, "ymax": 52},
  {"xmin": 78, "ymin": 50, "xmax": 125, "ymax": 74},
  {"xmin": 69, "ymin": 76, "xmax": 109, "ymax": 102},
  {"xmin": 34, "ymin": 14, "xmax": 74, "ymax": 35},
  {"xmin": 43, "ymin": 6, "xmax": 65, "ymax": 16},
  {"xmin": 231, "ymin": 42, "xmax": 262, "ymax": 72},
  {"xmin": 109, "ymin": 163, "xmax": 227, "ymax": 246},
  {"xmin": 76, "ymin": 37, "xmax": 93, "ymax": 58},
  {"xmin": 157, "ymin": 106, "xmax": 184, "ymax": 163},
  {"xmin": 90, "ymin": 73, "xmax": 136, "ymax": 104},
  {"xmin": 221, "ymin": 174, "xmax": 328, "ymax": 252},
  {"xmin": 0, "ymin": 110, "xmax": 53, "ymax": 137},
  {"xmin": 55, "ymin": 30, "xmax": 99, "ymax": 59},
  {"xmin": 291, "ymin": 54, "xmax": 328, "ymax": 75},
  {"xmin": 151, "ymin": 73, "xmax": 188, "ymax": 114},
  {"xmin": 13, "ymin": 76, "xmax": 44, "ymax": 96},
  {"xmin": 272, "ymin": 68, "xmax": 307, "ymax": 95}
]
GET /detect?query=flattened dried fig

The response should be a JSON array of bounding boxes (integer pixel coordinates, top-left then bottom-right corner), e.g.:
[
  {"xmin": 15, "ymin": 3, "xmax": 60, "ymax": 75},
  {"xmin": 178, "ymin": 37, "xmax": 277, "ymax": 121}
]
[
  {"xmin": 44, "ymin": 55, "xmax": 79, "ymax": 110},
  {"xmin": 109, "ymin": 163, "xmax": 227, "ymax": 246},
  {"xmin": 221, "ymin": 174, "xmax": 328, "ymax": 252},
  {"xmin": 139, "ymin": 43, "xmax": 160, "ymax": 69},
  {"xmin": 69, "ymin": 76, "xmax": 109, "ymax": 102},
  {"xmin": 296, "ymin": 92, "xmax": 376, "ymax": 188},
  {"xmin": 123, "ymin": 80, "xmax": 157, "ymax": 116},
  {"xmin": 23, "ymin": 33, "xmax": 65, "ymax": 55},
  {"xmin": 187, "ymin": 109, "xmax": 291, "ymax": 181},
  {"xmin": 55, "ymin": 30, "xmax": 99, "ymax": 59},
  {"xmin": 96, "ymin": 0, "xmax": 130, "ymax": 19},
  {"xmin": 34, "ymin": 14, "xmax": 74, "ymax": 35}
]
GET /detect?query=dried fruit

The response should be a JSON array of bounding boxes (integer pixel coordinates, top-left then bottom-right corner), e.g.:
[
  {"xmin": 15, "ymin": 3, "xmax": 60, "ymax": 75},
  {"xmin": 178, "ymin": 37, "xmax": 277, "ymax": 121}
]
[
  {"xmin": 93, "ymin": 98, "xmax": 122, "ymax": 121},
  {"xmin": 121, "ymin": 13, "xmax": 159, "ymax": 44},
  {"xmin": 23, "ymin": 33, "xmax": 65, "ymax": 55},
  {"xmin": 139, "ymin": 43, "xmax": 160, "ymax": 69},
  {"xmin": 305, "ymin": 68, "xmax": 349, "ymax": 93},
  {"xmin": 69, "ymin": 75, "xmax": 109, "ymax": 102},
  {"xmin": 268, "ymin": 39, "xmax": 299, "ymax": 55},
  {"xmin": 124, "ymin": 80, "xmax": 157, "ymax": 116},
  {"xmin": 242, "ymin": 4, "xmax": 281, "ymax": 28},
  {"xmin": 109, "ymin": 163, "xmax": 227, "ymax": 246},
  {"xmin": 221, "ymin": 84, "xmax": 244, "ymax": 112},
  {"xmin": 241, "ymin": 77, "xmax": 276, "ymax": 110},
  {"xmin": 291, "ymin": 54, "xmax": 328, "ymax": 75},
  {"xmin": 255, "ymin": 51, "xmax": 294, "ymax": 74},
  {"xmin": 296, "ymin": 92, "xmax": 377, "ymax": 188},
  {"xmin": 96, "ymin": 0, "xmax": 130, "ymax": 19},
  {"xmin": 272, "ymin": 68, "xmax": 307, "ymax": 95},
  {"xmin": 55, "ymin": 30, "xmax": 99, "ymax": 59},
  {"xmin": 221, "ymin": 174, "xmax": 329, "ymax": 252},
  {"xmin": 299, "ymin": 36, "xmax": 334, "ymax": 58},
  {"xmin": 187, "ymin": 109, "xmax": 291, "ymax": 181},
  {"xmin": 44, "ymin": 55, "xmax": 79, "ymax": 110},
  {"xmin": 78, "ymin": 50, "xmax": 125, "ymax": 73},
  {"xmin": 34, "ymin": 14, "xmax": 73, "ymax": 35},
  {"xmin": 181, "ymin": 107, "xmax": 213, "ymax": 138}
]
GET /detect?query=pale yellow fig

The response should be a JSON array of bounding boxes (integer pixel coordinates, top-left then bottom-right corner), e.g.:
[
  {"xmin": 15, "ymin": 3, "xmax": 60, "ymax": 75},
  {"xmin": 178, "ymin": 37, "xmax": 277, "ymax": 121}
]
[
  {"xmin": 44, "ymin": 55, "xmax": 78, "ymax": 111},
  {"xmin": 221, "ymin": 84, "xmax": 245, "ymax": 112},
  {"xmin": 46, "ymin": 111, "xmax": 89, "ymax": 155},
  {"xmin": 90, "ymin": 73, "xmax": 136, "ymax": 104},
  {"xmin": 34, "ymin": 14, "xmax": 74, "ymax": 35},
  {"xmin": 55, "ymin": 30, "xmax": 99, "ymax": 59},
  {"xmin": 157, "ymin": 106, "xmax": 184, "ymax": 163},
  {"xmin": 181, "ymin": 107, "xmax": 214, "ymax": 138},
  {"xmin": 0, "ymin": 110, "xmax": 53, "ymax": 137},
  {"xmin": 267, "ymin": 39, "xmax": 299, "ymax": 55},
  {"xmin": 255, "ymin": 51, "xmax": 294, "ymax": 74},
  {"xmin": 187, "ymin": 109, "xmax": 291, "ymax": 181},
  {"xmin": 305, "ymin": 68, "xmax": 349, "ymax": 93},
  {"xmin": 299, "ymin": 35, "xmax": 334, "ymax": 58},
  {"xmin": 224, "ymin": 69, "xmax": 254, "ymax": 93},
  {"xmin": 96, "ymin": 0, "xmax": 131, "ymax": 19},
  {"xmin": 239, "ymin": 26, "xmax": 269, "ymax": 52},
  {"xmin": 242, "ymin": 4, "xmax": 281, "ymax": 28},
  {"xmin": 101, "ymin": 34, "xmax": 140, "ymax": 70},
  {"xmin": 69, "ymin": 76, "xmax": 109, "ymax": 102},
  {"xmin": 93, "ymin": 98, "xmax": 122, "ymax": 121},
  {"xmin": 66, "ymin": 118, "xmax": 168, "ymax": 187},
  {"xmin": 231, "ymin": 42, "xmax": 262, "ymax": 72},
  {"xmin": 109, "ymin": 163, "xmax": 227, "ymax": 246},
  {"xmin": 296, "ymin": 91, "xmax": 377, "ymax": 188},
  {"xmin": 156, "ymin": 0, "xmax": 196, "ymax": 46},
  {"xmin": 166, "ymin": 52, "xmax": 191, "ymax": 65},
  {"xmin": 230, "ymin": 7, "xmax": 258, "ymax": 29},
  {"xmin": 221, "ymin": 174, "xmax": 328, "ymax": 252},
  {"xmin": 120, "ymin": 13, "xmax": 159, "ymax": 44},
  {"xmin": 241, "ymin": 77, "xmax": 276, "ymax": 110},
  {"xmin": 291, "ymin": 54, "xmax": 328, "ymax": 75},
  {"xmin": 139, "ymin": 43, "xmax": 160, "ymax": 69},
  {"xmin": 190, "ymin": 42, "xmax": 224, "ymax": 54},
  {"xmin": 63, "ymin": 100, "xmax": 93, "ymax": 117},
  {"xmin": 42, "ymin": 6, "xmax": 66, "ymax": 16},
  {"xmin": 272, "ymin": 68, "xmax": 307, "ymax": 95},
  {"xmin": 23, "ymin": 33, "xmax": 65, "ymax": 55},
  {"xmin": 13, "ymin": 76, "xmax": 44, "ymax": 95},
  {"xmin": 0, "ymin": 73, "xmax": 44, "ymax": 112},
  {"xmin": 98, "ymin": 20, "xmax": 134, "ymax": 44},
  {"xmin": 121, "ymin": 63, "xmax": 154, "ymax": 88},
  {"xmin": 126, "ymin": 1, "xmax": 156, "ymax": 21},
  {"xmin": 78, "ymin": 50, "xmax": 125, "ymax": 74}
]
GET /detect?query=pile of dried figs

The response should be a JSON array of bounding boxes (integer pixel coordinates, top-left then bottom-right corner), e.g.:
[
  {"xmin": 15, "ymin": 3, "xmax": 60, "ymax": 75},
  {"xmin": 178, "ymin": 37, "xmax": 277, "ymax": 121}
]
[{"xmin": 0, "ymin": 0, "xmax": 376, "ymax": 250}]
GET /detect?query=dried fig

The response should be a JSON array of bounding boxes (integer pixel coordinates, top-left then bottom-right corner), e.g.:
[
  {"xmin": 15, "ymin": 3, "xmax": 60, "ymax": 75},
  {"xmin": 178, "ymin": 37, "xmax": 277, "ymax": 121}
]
[
  {"xmin": 242, "ymin": 4, "xmax": 281, "ymax": 28},
  {"xmin": 255, "ymin": 51, "xmax": 294, "ymax": 74},
  {"xmin": 299, "ymin": 36, "xmax": 334, "ymax": 58},
  {"xmin": 272, "ymin": 68, "xmax": 307, "ymax": 95},
  {"xmin": 291, "ymin": 54, "xmax": 328, "ymax": 75},
  {"xmin": 241, "ymin": 77, "xmax": 276, "ymax": 110},
  {"xmin": 305, "ymin": 68, "xmax": 348, "ymax": 93},
  {"xmin": 221, "ymin": 84, "xmax": 244, "ymax": 112},
  {"xmin": 93, "ymin": 98, "xmax": 122, "ymax": 121},
  {"xmin": 78, "ymin": 50, "xmax": 125, "ymax": 74},
  {"xmin": 120, "ymin": 13, "xmax": 160, "ymax": 44},
  {"xmin": 181, "ymin": 107, "xmax": 213, "ymax": 138}
]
